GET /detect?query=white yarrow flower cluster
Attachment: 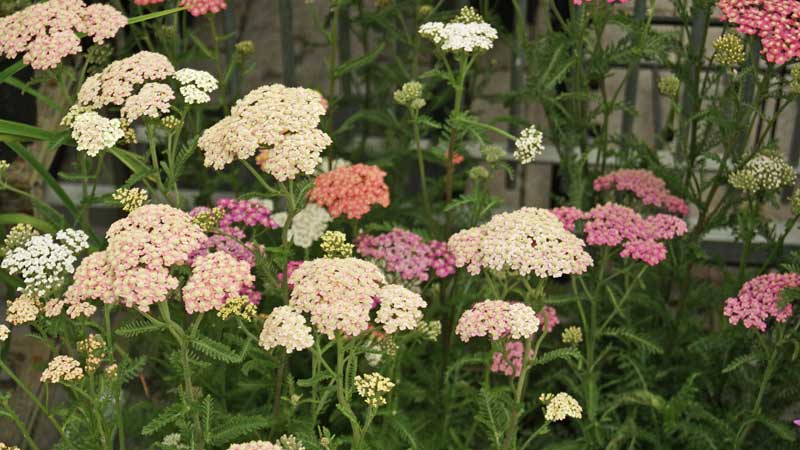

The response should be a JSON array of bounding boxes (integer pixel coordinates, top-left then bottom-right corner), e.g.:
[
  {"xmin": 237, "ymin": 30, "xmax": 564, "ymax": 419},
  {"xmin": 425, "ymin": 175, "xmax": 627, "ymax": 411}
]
[
  {"xmin": 419, "ymin": 21, "xmax": 498, "ymax": 53},
  {"xmin": 71, "ymin": 112, "xmax": 124, "ymax": 156},
  {"xmin": 258, "ymin": 306, "xmax": 314, "ymax": 353},
  {"xmin": 286, "ymin": 203, "xmax": 333, "ymax": 249},
  {"xmin": 540, "ymin": 392, "xmax": 583, "ymax": 422},
  {"xmin": 1, "ymin": 230, "xmax": 88, "ymax": 298},
  {"xmin": 514, "ymin": 125, "xmax": 544, "ymax": 165},
  {"xmin": 375, "ymin": 284, "xmax": 427, "ymax": 334},
  {"xmin": 0, "ymin": 324, "xmax": 10, "ymax": 342},
  {"xmin": 174, "ymin": 68, "xmax": 219, "ymax": 104}
]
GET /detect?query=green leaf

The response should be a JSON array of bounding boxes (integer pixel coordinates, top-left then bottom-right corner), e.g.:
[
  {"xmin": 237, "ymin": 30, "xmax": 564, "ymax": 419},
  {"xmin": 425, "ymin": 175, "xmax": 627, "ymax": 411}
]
[
  {"xmin": 115, "ymin": 320, "xmax": 166, "ymax": 338},
  {"xmin": 4, "ymin": 77, "xmax": 63, "ymax": 113},
  {"xmin": 191, "ymin": 335, "xmax": 238, "ymax": 363},
  {"xmin": 533, "ymin": 347, "xmax": 582, "ymax": 366},
  {"xmin": 209, "ymin": 415, "xmax": 271, "ymax": 445},
  {"xmin": 334, "ymin": 43, "xmax": 386, "ymax": 79},
  {"xmin": 0, "ymin": 119, "xmax": 66, "ymax": 142},
  {"xmin": 389, "ymin": 416, "xmax": 419, "ymax": 450},
  {"xmin": 754, "ymin": 414, "xmax": 795, "ymax": 442},
  {"xmin": 475, "ymin": 388, "xmax": 513, "ymax": 448},
  {"xmin": 0, "ymin": 213, "xmax": 56, "ymax": 234},
  {"xmin": 335, "ymin": 403, "xmax": 359, "ymax": 426},
  {"xmin": 0, "ymin": 61, "xmax": 26, "ymax": 85},
  {"xmin": 297, "ymin": 372, "xmax": 333, "ymax": 387},
  {"xmin": 202, "ymin": 396, "xmax": 215, "ymax": 443},
  {"xmin": 0, "ymin": 268, "xmax": 23, "ymax": 290},
  {"xmin": 141, "ymin": 403, "xmax": 186, "ymax": 436},
  {"xmin": 602, "ymin": 327, "xmax": 664, "ymax": 354},
  {"xmin": 721, "ymin": 352, "xmax": 760, "ymax": 374},
  {"xmin": 127, "ymin": 6, "xmax": 186, "ymax": 25}
]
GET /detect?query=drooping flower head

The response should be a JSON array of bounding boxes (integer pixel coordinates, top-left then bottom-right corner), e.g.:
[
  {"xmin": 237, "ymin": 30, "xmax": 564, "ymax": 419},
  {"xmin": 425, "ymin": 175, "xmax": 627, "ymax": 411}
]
[
  {"xmin": 419, "ymin": 6, "xmax": 498, "ymax": 53},
  {"xmin": 724, "ymin": 272, "xmax": 800, "ymax": 332},
  {"xmin": 537, "ymin": 305, "xmax": 560, "ymax": 333},
  {"xmin": 456, "ymin": 300, "xmax": 540, "ymax": 342},
  {"xmin": 447, "ymin": 207, "xmax": 593, "ymax": 278},
  {"xmin": 258, "ymin": 306, "xmax": 314, "ymax": 353},
  {"xmin": 356, "ymin": 228, "xmax": 456, "ymax": 283},
  {"xmin": 0, "ymin": 0, "xmax": 127, "ymax": 70},
  {"xmin": 593, "ymin": 169, "xmax": 689, "ymax": 216},
  {"xmin": 199, "ymin": 84, "xmax": 331, "ymax": 180},
  {"xmin": 289, "ymin": 257, "xmax": 385, "ymax": 338},
  {"xmin": 309, "ymin": 163, "xmax": 390, "ymax": 220},
  {"xmin": 718, "ymin": 0, "xmax": 800, "ymax": 64}
]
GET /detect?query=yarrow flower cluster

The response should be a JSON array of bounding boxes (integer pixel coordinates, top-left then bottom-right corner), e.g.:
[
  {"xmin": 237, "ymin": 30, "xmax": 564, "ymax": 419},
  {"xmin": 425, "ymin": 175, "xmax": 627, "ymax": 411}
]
[
  {"xmin": 562, "ymin": 326, "xmax": 583, "ymax": 345},
  {"xmin": 538, "ymin": 305, "xmax": 560, "ymax": 333},
  {"xmin": 227, "ymin": 441, "xmax": 282, "ymax": 450},
  {"xmin": 258, "ymin": 306, "xmax": 314, "ymax": 353},
  {"xmin": 724, "ymin": 272, "xmax": 800, "ymax": 332},
  {"xmin": 215, "ymin": 197, "xmax": 280, "ymax": 230},
  {"xmin": 218, "ymin": 295, "xmax": 257, "ymax": 321},
  {"xmin": 62, "ymin": 205, "xmax": 206, "ymax": 312},
  {"xmin": 70, "ymin": 112, "xmax": 125, "ymax": 156},
  {"xmin": 514, "ymin": 125, "xmax": 545, "ymax": 165},
  {"xmin": 714, "ymin": 33, "xmax": 746, "ymax": 66},
  {"xmin": 6, "ymin": 294, "xmax": 40, "ymax": 325},
  {"xmin": 77, "ymin": 51, "xmax": 176, "ymax": 109},
  {"xmin": 320, "ymin": 231, "xmax": 354, "ymax": 258},
  {"xmin": 282, "ymin": 203, "xmax": 332, "ymax": 249},
  {"xmin": 0, "ymin": 324, "xmax": 9, "ymax": 342},
  {"xmin": 182, "ymin": 251, "xmax": 256, "ymax": 314},
  {"xmin": 1, "ymin": 229, "xmax": 89, "ymax": 298},
  {"xmin": 199, "ymin": 84, "xmax": 331, "ymax": 180},
  {"xmin": 394, "ymin": 81, "xmax": 426, "ymax": 110},
  {"xmin": 447, "ymin": 207, "xmax": 593, "ymax": 278},
  {"xmin": 2, "ymin": 224, "xmax": 38, "ymax": 253},
  {"xmin": 309, "ymin": 163, "xmax": 391, "ymax": 220},
  {"xmin": 419, "ymin": 6, "xmax": 498, "ymax": 53},
  {"xmin": 540, "ymin": 392, "xmax": 583, "ymax": 422},
  {"xmin": 289, "ymin": 257, "xmax": 386, "ymax": 338},
  {"xmin": 356, "ymin": 228, "xmax": 456, "ymax": 283},
  {"xmin": 552, "ymin": 203, "xmax": 688, "ymax": 266},
  {"xmin": 491, "ymin": 341, "xmax": 530, "ymax": 377},
  {"xmin": 112, "ymin": 187, "xmax": 149, "ymax": 212},
  {"xmin": 728, "ymin": 152, "xmax": 796, "ymax": 193},
  {"xmin": 354, "ymin": 372, "xmax": 395, "ymax": 407},
  {"xmin": 40, "ymin": 355, "xmax": 84, "ymax": 384},
  {"xmin": 133, "ymin": 0, "xmax": 227, "ymax": 17},
  {"xmin": 0, "ymin": 0, "xmax": 127, "ymax": 70},
  {"xmin": 375, "ymin": 284, "xmax": 427, "ymax": 334},
  {"xmin": 593, "ymin": 169, "xmax": 689, "ymax": 215},
  {"xmin": 174, "ymin": 68, "xmax": 219, "ymax": 104},
  {"xmin": 456, "ymin": 300, "xmax": 540, "ymax": 342},
  {"xmin": 718, "ymin": 0, "xmax": 800, "ymax": 64}
]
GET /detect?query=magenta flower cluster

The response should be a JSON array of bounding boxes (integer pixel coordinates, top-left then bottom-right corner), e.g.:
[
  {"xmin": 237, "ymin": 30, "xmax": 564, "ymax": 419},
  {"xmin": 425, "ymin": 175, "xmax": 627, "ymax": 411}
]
[
  {"xmin": 718, "ymin": 0, "xmax": 800, "ymax": 65},
  {"xmin": 215, "ymin": 198, "xmax": 280, "ymax": 230},
  {"xmin": 552, "ymin": 203, "xmax": 688, "ymax": 266},
  {"xmin": 593, "ymin": 169, "xmax": 689, "ymax": 216},
  {"xmin": 356, "ymin": 228, "xmax": 455, "ymax": 283},
  {"xmin": 724, "ymin": 273, "xmax": 800, "ymax": 332}
]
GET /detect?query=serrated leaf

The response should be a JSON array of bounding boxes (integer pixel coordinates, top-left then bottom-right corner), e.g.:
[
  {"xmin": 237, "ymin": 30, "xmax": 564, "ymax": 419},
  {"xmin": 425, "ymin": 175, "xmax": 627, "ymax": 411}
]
[
  {"xmin": 115, "ymin": 319, "xmax": 165, "ymax": 338},
  {"xmin": 334, "ymin": 43, "xmax": 385, "ymax": 79},
  {"xmin": 191, "ymin": 335, "xmax": 238, "ymax": 363},
  {"xmin": 141, "ymin": 403, "xmax": 186, "ymax": 436},
  {"xmin": 209, "ymin": 415, "xmax": 271, "ymax": 445},
  {"xmin": 533, "ymin": 347, "xmax": 582, "ymax": 366},
  {"xmin": 722, "ymin": 352, "xmax": 760, "ymax": 374},
  {"xmin": 602, "ymin": 327, "xmax": 663, "ymax": 354}
]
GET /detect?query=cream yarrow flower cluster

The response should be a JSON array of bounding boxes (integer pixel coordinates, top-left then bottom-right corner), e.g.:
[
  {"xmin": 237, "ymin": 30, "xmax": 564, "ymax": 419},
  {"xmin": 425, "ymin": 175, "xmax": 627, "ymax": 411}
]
[
  {"xmin": 41, "ymin": 355, "xmax": 84, "ymax": 384},
  {"xmin": 540, "ymin": 392, "xmax": 583, "ymax": 422},
  {"xmin": 112, "ymin": 187, "xmax": 149, "ymax": 212},
  {"xmin": 354, "ymin": 372, "xmax": 395, "ymax": 407},
  {"xmin": 6, "ymin": 294, "xmax": 41, "ymax": 325},
  {"xmin": 419, "ymin": 6, "xmax": 498, "ymax": 53},
  {"xmin": 174, "ymin": 68, "xmax": 219, "ymax": 104},
  {"xmin": 729, "ymin": 152, "xmax": 796, "ymax": 193},
  {"xmin": 514, "ymin": 125, "xmax": 545, "ymax": 164},
  {"xmin": 0, "ymin": 324, "xmax": 10, "ymax": 342},
  {"xmin": 375, "ymin": 284, "xmax": 427, "ymax": 333},
  {"xmin": 70, "ymin": 111, "xmax": 124, "ymax": 156},
  {"xmin": 561, "ymin": 326, "xmax": 584, "ymax": 345},
  {"xmin": 284, "ymin": 203, "xmax": 332, "ymax": 249},
  {"xmin": 320, "ymin": 231, "xmax": 354, "ymax": 258},
  {"xmin": 258, "ymin": 306, "xmax": 314, "ymax": 353}
]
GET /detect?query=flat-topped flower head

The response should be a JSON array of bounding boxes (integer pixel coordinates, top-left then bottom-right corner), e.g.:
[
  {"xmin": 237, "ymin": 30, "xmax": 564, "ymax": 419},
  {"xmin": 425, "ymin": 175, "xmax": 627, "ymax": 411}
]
[
  {"xmin": 174, "ymin": 68, "xmax": 219, "ymax": 104},
  {"xmin": 514, "ymin": 125, "xmax": 545, "ymax": 165},
  {"xmin": 5, "ymin": 294, "xmax": 40, "ymax": 325},
  {"xmin": 354, "ymin": 372, "xmax": 395, "ymax": 407},
  {"xmin": 540, "ymin": 392, "xmax": 583, "ymax": 422},
  {"xmin": 718, "ymin": 0, "xmax": 800, "ymax": 64},
  {"xmin": 309, "ymin": 163, "xmax": 390, "ymax": 220},
  {"xmin": 728, "ymin": 152, "xmax": 796, "ymax": 193},
  {"xmin": 724, "ymin": 273, "xmax": 800, "ymax": 332},
  {"xmin": 375, "ymin": 284, "xmax": 427, "ymax": 334},
  {"xmin": 289, "ymin": 257, "xmax": 385, "ymax": 338},
  {"xmin": 284, "ymin": 203, "xmax": 332, "ymax": 249},
  {"xmin": 200, "ymin": 84, "xmax": 331, "ymax": 180},
  {"xmin": 356, "ymin": 228, "xmax": 455, "ymax": 283},
  {"xmin": 419, "ymin": 6, "xmax": 498, "ymax": 53},
  {"xmin": 182, "ymin": 251, "xmax": 256, "ymax": 314},
  {"xmin": 71, "ymin": 112, "xmax": 124, "ymax": 156},
  {"xmin": 258, "ymin": 305, "xmax": 314, "ymax": 353},
  {"xmin": 41, "ymin": 355, "xmax": 83, "ymax": 384},
  {"xmin": 133, "ymin": 0, "xmax": 227, "ymax": 16},
  {"xmin": 447, "ymin": 207, "xmax": 593, "ymax": 278},
  {"xmin": 77, "ymin": 51, "xmax": 175, "ymax": 109},
  {"xmin": 0, "ymin": 0, "xmax": 127, "ymax": 70},
  {"xmin": 593, "ymin": 169, "xmax": 688, "ymax": 216},
  {"xmin": 320, "ymin": 231, "xmax": 354, "ymax": 258},
  {"xmin": 113, "ymin": 187, "xmax": 149, "ymax": 212},
  {"xmin": 227, "ymin": 442, "xmax": 281, "ymax": 450},
  {"xmin": 120, "ymin": 82, "xmax": 175, "ymax": 122},
  {"xmin": 215, "ymin": 197, "xmax": 280, "ymax": 230},
  {"xmin": 456, "ymin": 300, "xmax": 539, "ymax": 342}
]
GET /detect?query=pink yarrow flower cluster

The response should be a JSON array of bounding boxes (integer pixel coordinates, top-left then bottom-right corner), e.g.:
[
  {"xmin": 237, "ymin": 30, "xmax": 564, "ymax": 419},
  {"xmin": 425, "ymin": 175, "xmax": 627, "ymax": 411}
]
[
  {"xmin": 0, "ymin": 0, "xmax": 127, "ymax": 70},
  {"xmin": 62, "ymin": 205, "xmax": 207, "ymax": 312},
  {"xmin": 724, "ymin": 273, "xmax": 800, "ymax": 332},
  {"xmin": 132, "ymin": 0, "xmax": 227, "ymax": 17},
  {"xmin": 456, "ymin": 300, "xmax": 540, "ymax": 342},
  {"xmin": 593, "ymin": 169, "xmax": 689, "ymax": 216},
  {"xmin": 447, "ymin": 207, "xmax": 593, "ymax": 278},
  {"xmin": 309, "ymin": 164, "xmax": 391, "ymax": 220},
  {"xmin": 491, "ymin": 341, "xmax": 530, "ymax": 377},
  {"xmin": 718, "ymin": 0, "xmax": 800, "ymax": 65},
  {"xmin": 552, "ymin": 203, "xmax": 688, "ymax": 266},
  {"xmin": 215, "ymin": 198, "xmax": 280, "ymax": 230},
  {"xmin": 356, "ymin": 228, "xmax": 455, "ymax": 283},
  {"xmin": 182, "ymin": 252, "xmax": 256, "ymax": 314}
]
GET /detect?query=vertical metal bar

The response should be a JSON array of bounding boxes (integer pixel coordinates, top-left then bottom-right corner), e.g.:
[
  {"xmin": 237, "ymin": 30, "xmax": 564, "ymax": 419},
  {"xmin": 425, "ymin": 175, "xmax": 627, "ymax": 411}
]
[
  {"xmin": 621, "ymin": 0, "xmax": 647, "ymax": 136},
  {"xmin": 279, "ymin": 0, "xmax": 296, "ymax": 86}
]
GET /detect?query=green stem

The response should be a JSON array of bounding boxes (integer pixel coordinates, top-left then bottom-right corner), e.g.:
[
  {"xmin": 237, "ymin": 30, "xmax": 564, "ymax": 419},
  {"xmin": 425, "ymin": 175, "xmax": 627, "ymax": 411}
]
[
  {"xmin": 1, "ymin": 396, "xmax": 40, "ymax": 450},
  {"xmin": 411, "ymin": 110, "xmax": 432, "ymax": 224},
  {"xmin": 335, "ymin": 336, "xmax": 363, "ymax": 445}
]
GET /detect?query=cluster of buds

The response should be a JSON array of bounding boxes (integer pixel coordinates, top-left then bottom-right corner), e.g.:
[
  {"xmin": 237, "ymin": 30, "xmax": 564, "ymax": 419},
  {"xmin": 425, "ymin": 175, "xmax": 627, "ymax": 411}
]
[
  {"xmin": 713, "ymin": 33, "xmax": 746, "ymax": 67},
  {"xmin": 217, "ymin": 295, "xmax": 257, "ymax": 322},
  {"xmin": 191, "ymin": 207, "xmax": 225, "ymax": 232},
  {"xmin": 161, "ymin": 115, "xmax": 182, "ymax": 130},
  {"xmin": 77, "ymin": 334, "xmax": 106, "ymax": 374},
  {"xmin": 320, "ymin": 231, "xmax": 354, "ymax": 258},
  {"xmin": 393, "ymin": 81, "xmax": 426, "ymax": 110},
  {"xmin": 561, "ymin": 326, "xmax": 583, "ymax": 346},
  {"xmin": 1, "ymin": 223, "xmax": 38, "ymax": 254},
  {"xmin": 658, "ymin": 75, "xmax": 680, "ymax": 98}
]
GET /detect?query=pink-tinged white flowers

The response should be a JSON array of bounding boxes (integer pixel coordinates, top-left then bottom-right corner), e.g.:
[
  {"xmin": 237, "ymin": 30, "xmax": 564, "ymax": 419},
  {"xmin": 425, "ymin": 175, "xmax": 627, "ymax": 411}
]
[
  {"xmin": 724, "ymin": 272, "xmax": 800, "ymax": 332},
  {"xmin": 283, "ymin": 203, "xmax": 332, "ymax": 249},
  {"xmin": 227, "ymin": 441, "xmax": 281, "ymax": 450},
  {"xmin": 40, "ymin": 355, "xmax": 83, "ymax": 384},
  {"xmin": 1, "ymin": 229, "xmax": 89, "ymax": 298},
  {"xmin": 456, "ymin": 300, "xmax": 540, "ymax": 342},
  {"xmin": 447, "ymin": 207, "xmax": 593, "ymax": 278},
  {"xmin": 120, "ymin": 82, "xmax": 175, "ymax": 121},
  {"xmin": 552, "ymin": 203, "xmax": 688, "ymax": 266},
  {"xmin": 375, "ymin": 284, "xmax": 427, "ymax": 334},
  {"xmin": 199, "ymin": 84, "xmax": 331, "ymax": 180},
  {"xmin": 182, "ymin": 252, "xmax": 256, "ymax": 314},
  {"xmin": 538, "ymin": 305, "xmax": 560, "ymax": 333},
  {"xmin": 133, "ymin": 0, "xmax": 227, "ymax": 17},
  {"xmin": 0, "ymin": 324, "xmax": 9, "ymax": 342},
  {"xmin": 356, "ymin": 228, "xmax": 456, "ymax": 283},
  {"xmin": 309, "ymin": 163, "xmax": 391, "ymax": 220},
  {"xmin": 5, "ymin": 294, "xmax": 41, "ymax": 325},
  {"xmin": 718, "ymin": 0, "xmax": 800, "ymax": 65},
  {"xmin": 71, "ymin": 112, "xmax": 124, "ymax": 156},
  {"xmin": 0, "ymin": 0, "xmax": 127, "ymax": 70},
  {"xmin": 289, "ymin": 257, "xmax": 385, "ymax": 338},
  {"xmin": 593, "ymin": 169, "xmax": 689, "ymax": 216},
  {"xmin": 77, "ymin": 51, "xmax": 176, "ymax": 109},
  {"xmin": 258, "ymin": 306, "xmax": 314, "ymax": 353}
]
